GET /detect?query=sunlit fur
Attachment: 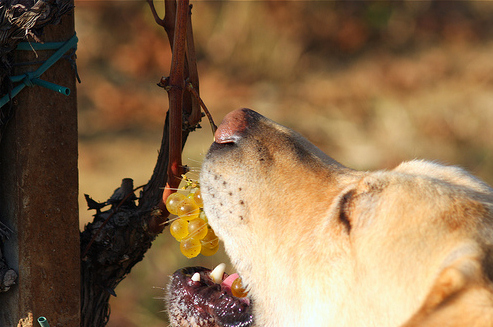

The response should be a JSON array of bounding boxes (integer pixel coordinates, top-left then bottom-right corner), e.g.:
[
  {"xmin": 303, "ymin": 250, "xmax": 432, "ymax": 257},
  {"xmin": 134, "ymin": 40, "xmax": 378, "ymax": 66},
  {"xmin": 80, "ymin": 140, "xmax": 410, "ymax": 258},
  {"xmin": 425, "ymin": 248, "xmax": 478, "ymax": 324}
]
[{"xmin": 200, "ymin": 109, "xmax": 493, "ymax": 327}]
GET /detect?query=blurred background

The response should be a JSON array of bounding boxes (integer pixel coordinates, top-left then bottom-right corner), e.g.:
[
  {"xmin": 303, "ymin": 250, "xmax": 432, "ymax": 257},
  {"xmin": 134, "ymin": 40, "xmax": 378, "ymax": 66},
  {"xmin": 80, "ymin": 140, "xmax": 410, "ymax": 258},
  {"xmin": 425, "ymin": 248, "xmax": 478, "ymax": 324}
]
[{"xmin": 75, "ymin": 1, "xmax": 493, "ymax": 326}]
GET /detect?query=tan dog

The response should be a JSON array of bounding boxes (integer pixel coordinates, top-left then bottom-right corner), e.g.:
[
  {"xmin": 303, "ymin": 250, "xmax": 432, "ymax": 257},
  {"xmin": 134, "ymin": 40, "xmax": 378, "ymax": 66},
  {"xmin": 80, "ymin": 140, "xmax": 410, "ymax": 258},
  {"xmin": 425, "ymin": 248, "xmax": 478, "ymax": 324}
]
[{"xmin": 168, "ymin": 108, "xmax": 493, "ymax": 327}]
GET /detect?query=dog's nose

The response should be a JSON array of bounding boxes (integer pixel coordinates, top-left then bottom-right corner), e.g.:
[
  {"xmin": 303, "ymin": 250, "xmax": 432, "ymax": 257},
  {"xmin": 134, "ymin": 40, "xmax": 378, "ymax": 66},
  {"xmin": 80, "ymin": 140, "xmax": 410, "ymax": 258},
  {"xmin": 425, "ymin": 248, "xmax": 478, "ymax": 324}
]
[{"xmin": 214, "ymin": 108, "xmax": 257, "ymax": 144}]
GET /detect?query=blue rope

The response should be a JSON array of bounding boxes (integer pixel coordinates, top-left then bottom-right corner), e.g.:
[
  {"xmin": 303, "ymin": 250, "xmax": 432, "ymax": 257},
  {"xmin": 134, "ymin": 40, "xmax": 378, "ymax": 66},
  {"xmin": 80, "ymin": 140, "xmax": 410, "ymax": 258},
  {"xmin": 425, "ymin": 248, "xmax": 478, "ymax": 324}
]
[{"xmin": 0, "ymin": 34, "xmax": 78, "ymax": 108}]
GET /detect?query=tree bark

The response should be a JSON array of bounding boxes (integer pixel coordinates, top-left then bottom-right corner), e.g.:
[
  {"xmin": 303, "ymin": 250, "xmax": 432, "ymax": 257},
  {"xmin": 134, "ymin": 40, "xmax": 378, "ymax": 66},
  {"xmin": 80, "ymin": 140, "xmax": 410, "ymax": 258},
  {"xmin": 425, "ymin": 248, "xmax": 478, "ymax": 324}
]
[{"xmin": 0, "ymin": 4, "xmax": 79, "ymax": 327}]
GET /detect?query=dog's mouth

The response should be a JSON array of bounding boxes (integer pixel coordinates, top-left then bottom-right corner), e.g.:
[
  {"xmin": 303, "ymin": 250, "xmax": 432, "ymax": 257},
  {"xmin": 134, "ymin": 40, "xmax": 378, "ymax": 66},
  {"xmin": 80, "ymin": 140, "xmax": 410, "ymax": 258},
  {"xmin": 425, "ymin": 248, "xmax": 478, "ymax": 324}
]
[{"xmin": 167, "ymin": 264, "xmax": 253, "ymax": 327}]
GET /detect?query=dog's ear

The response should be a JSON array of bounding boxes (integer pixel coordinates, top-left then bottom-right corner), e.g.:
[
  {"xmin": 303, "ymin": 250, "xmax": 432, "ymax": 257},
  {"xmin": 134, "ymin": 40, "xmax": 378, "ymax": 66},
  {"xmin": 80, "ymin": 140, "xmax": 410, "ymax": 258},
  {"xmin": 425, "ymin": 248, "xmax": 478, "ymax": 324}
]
[{"xmin": 402, "ymin": 253, "xmax": 493, "ymax": 327}]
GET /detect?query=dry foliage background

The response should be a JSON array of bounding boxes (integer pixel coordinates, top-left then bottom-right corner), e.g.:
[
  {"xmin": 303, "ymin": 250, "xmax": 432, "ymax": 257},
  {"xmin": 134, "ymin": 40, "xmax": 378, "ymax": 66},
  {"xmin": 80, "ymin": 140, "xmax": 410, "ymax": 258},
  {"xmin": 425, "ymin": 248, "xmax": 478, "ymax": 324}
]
[{"xmin": 75, "ymin": 1, "xmax": 493, "ymax": 326}]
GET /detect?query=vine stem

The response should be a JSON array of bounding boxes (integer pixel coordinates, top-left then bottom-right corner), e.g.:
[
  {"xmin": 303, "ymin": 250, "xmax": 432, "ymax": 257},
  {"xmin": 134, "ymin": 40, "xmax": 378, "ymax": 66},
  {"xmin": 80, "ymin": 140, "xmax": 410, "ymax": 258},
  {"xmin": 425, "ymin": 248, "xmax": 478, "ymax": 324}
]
[
  {"xmin": 187, "ymin": 81, "xmax": 217, "ymax": 133},
  {"xmin": 147, "ymin": 0, "xmax": 190, "ymax": 233},
  {"xmin": 166, "ymin": 0, "xmax": 189, "ymax": 185},
  {"xmin": 146, "ymin": 0, "xmax": 206, "ymax": 234}
]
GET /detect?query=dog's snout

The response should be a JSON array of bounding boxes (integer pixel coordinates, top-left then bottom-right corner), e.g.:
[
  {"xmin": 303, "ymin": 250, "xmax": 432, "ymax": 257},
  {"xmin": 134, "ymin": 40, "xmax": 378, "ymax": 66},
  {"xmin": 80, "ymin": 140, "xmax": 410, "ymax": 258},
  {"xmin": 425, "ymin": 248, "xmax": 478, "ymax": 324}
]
[{"xmin": 214, "ymin": 108, "xmax": 259, "ymax": 144}]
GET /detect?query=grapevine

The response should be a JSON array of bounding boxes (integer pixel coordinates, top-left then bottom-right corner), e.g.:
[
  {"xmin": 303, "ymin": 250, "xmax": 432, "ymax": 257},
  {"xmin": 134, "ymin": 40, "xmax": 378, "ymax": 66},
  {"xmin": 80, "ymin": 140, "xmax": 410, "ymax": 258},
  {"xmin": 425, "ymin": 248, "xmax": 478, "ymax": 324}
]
[{"xmin": 166, "ymin": 175, "xmax": 219, "ymax": 258}]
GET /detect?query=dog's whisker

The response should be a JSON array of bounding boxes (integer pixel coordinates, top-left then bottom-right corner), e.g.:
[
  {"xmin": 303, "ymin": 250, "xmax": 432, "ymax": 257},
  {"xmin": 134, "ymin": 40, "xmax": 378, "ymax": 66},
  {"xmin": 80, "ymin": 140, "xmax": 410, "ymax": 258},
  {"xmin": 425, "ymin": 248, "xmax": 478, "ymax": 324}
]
[
  {"xmin": 166, "ymin": 216, "xmax": 182, "ymax": 224},
  {"xmin": 186, "ymin": 156, "xmax": 204, "ymax": 163},
  {"xmin": 163, "ymin": 187, "xmax": 183, "ymax": 192},
  {"xmin": 183, "ymin": 165, "xmax": 201, "ymax": 169}
]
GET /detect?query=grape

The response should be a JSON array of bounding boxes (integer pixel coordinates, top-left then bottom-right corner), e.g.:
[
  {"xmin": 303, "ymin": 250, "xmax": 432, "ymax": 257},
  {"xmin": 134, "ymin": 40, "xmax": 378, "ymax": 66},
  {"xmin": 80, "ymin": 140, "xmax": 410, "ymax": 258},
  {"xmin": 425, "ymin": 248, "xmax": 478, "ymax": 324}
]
[
  {"xmin": 192, "ymin": 189, "xmax": 203, "ymax": 208},
  {"xmin": 231, "ymin": 277, "xmax": 248, "ymax": 298},
  {"xmin": 201, "ymin": 228, "xmax": 219, "ymax": 248},
  {"xmin": 166, "ymin": 192, "xmax": 186, "ymax": 215},
  {"xmin": 167, "ymin": 177, "xmax": 220, "ymax": 258},
  {"xmin": 200, "ymin": 242, "xmax": 219, "ymax": 256},
  {"xmin": 188, "ymin": 218, "xmax": 207, "ymax": 240},
  {"xmin": 176, "ymin": 198, "xmax": 200, "ymax": 221},
  {"xmin": 199, "ymin": 210, "xmax": 208, "ymax": 223},
  {"xmin": 180, "ymin": 237, "xmax": 201, "ymax": 258},
  {"xmin": 170, "ymin": 219, "xmax": 188, "ymax": 241},
  {"xmin": 200, "ymin": 228, "xmax": 219, "ymax": 256}
]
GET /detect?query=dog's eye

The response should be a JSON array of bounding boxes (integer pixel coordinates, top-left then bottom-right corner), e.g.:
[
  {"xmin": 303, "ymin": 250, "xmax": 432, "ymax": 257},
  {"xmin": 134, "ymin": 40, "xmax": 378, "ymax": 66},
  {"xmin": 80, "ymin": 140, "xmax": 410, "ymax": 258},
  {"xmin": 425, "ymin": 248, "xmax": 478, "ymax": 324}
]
[{"xmin": 338, "ymin": 190, "xmax": 355, "ymax": 233}]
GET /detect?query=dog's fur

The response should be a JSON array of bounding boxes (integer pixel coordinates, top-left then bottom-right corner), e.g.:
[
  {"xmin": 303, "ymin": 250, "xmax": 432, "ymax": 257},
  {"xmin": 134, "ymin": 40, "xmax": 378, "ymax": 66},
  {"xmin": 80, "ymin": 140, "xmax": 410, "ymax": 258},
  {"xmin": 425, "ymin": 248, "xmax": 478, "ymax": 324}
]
[{"xmin": 199, "ymin": 108, "xmax": 493, "ymax": 327}]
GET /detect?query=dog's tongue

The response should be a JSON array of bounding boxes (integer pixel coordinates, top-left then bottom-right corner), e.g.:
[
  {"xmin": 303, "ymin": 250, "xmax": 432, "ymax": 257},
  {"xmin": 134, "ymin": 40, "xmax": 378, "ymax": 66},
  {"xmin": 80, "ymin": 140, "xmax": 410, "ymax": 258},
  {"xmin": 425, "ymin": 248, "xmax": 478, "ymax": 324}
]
[
  {"xmin": 221, "ymin": 273, "xmax": 240, "ymax": 291},
  {"xmin": 221, "ymin": 272, "xmax": 250, "ymax": 306}
]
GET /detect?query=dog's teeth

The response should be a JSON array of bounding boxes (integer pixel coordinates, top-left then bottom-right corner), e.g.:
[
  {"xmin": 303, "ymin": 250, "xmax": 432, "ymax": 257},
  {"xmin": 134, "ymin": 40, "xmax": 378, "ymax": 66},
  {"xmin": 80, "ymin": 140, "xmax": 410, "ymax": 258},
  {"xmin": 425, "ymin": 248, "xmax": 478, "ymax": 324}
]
[
  {"xmin": 210, "ymin": 263, "xmax": 226, "ymax": 284},
  {"xmin": 191, "ymin": 272, "xmax": 201, "ymax": 282}
]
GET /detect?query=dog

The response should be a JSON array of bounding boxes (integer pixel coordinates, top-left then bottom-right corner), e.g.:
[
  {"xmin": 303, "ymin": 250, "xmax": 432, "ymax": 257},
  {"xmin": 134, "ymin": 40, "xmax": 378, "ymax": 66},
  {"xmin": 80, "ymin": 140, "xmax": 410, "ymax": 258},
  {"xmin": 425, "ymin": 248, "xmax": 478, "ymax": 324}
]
[{"xmin": 167, "ymin": 108, "xmax": 493, "ymax": 327}]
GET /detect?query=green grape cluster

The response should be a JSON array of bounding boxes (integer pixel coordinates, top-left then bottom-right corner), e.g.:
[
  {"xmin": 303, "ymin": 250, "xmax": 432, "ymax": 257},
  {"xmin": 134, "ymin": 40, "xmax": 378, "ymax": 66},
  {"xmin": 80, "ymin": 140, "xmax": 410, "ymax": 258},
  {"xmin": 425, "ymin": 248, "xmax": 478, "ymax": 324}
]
[{"xmin": 166, "ymin": 178, "xmax": 219, "ymax": 258}]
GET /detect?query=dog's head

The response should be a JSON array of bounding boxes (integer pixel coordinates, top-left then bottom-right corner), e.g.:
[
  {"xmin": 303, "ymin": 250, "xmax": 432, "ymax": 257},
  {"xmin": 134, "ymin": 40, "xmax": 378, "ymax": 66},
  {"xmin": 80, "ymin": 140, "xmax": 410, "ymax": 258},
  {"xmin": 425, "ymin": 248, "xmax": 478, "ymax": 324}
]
[{"xmin": 168, "ymin": 108, "xmax": 493, "ymax": 327}]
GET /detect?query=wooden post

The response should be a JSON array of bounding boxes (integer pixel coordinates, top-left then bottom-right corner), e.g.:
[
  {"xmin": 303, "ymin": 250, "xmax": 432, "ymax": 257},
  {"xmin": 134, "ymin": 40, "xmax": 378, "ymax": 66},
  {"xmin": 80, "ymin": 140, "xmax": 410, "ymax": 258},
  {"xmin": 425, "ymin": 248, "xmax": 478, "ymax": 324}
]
[{"xmin": 0, "ymin": 6, "xmax": 79, "ymax": 327}]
